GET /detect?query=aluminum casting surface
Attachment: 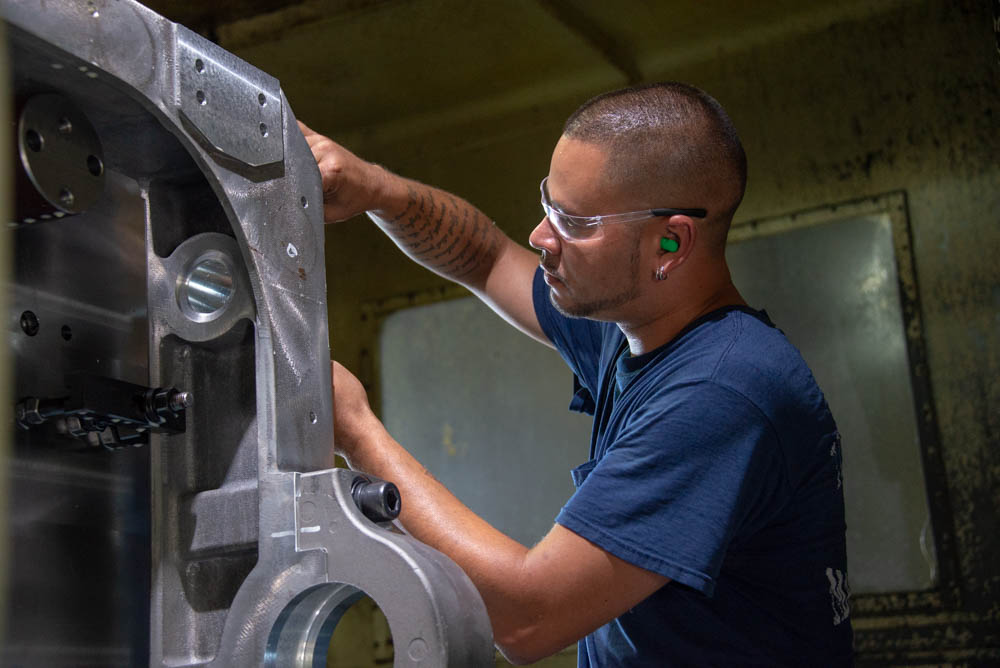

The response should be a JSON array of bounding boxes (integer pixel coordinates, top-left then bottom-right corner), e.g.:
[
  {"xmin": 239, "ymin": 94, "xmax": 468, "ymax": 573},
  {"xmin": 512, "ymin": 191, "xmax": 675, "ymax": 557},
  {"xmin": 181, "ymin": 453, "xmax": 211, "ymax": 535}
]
[{"xmin": 1, "ymin": 1, "xmax": 493, "ymax": 666}]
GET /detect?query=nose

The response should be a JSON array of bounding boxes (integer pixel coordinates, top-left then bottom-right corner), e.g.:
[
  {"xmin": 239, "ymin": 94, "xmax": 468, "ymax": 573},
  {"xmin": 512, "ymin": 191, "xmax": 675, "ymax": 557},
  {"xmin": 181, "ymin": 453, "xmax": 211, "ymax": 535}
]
[{"xmin": 529, "ymin": 216, "xmax": 560, "ymax": 257}]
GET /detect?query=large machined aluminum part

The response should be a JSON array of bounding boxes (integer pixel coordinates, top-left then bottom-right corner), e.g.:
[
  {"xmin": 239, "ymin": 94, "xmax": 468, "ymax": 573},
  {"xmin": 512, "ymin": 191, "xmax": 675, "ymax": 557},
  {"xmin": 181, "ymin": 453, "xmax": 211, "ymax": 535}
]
[{"xmin": 1, "ymin": 1, "xmax": 493, "ymax": 666}]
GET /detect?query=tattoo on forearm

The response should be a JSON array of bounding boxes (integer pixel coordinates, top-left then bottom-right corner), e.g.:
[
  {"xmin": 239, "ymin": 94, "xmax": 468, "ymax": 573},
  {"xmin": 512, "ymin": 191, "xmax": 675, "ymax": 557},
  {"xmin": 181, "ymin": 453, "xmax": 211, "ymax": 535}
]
[{"xmin": 379, "ymin": 184, "xmax": 500, "ymax": 284}]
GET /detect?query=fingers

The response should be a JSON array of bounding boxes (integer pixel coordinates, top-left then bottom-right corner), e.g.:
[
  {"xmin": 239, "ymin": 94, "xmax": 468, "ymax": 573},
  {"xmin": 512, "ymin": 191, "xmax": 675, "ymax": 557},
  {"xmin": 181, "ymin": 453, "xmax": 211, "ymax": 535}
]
[
  {"xmin": 298, "ymin": 120, "xmax": 331, "ymax": 152},
  {"xmin": 297, "ymin": 119, "xmax": 316, "ymax": 137}
]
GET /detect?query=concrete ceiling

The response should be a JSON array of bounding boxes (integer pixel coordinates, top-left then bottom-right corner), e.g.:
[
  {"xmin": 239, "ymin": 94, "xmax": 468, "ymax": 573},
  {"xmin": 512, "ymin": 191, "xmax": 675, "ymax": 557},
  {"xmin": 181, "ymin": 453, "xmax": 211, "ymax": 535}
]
[{"xmin": 143, "ymin": 0, "xmax": 908, "ymax": 151}]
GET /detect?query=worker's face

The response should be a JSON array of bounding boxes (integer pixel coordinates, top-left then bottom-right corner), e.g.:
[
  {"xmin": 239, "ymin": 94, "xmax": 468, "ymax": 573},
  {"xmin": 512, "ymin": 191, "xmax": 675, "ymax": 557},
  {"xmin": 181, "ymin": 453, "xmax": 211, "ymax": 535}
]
[{"xmin": 529, "ymin": 136, "xmax": 645, "ymax": 321}]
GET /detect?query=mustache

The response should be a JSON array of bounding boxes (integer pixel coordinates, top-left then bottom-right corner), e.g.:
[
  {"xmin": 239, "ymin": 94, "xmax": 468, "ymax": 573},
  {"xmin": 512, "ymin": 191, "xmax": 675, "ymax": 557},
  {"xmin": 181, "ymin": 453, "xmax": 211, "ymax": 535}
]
[{"xmin": 539, "ymin": 249, "xmax": 558, "ymax": 271}]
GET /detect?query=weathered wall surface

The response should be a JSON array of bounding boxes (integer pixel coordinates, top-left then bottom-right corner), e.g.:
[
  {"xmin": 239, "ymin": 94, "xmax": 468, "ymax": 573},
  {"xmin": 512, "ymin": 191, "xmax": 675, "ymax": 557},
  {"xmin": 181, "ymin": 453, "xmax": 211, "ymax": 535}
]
[{"xmin": 229, "ymin": 0, "xmax": 998, "ymax": 664}]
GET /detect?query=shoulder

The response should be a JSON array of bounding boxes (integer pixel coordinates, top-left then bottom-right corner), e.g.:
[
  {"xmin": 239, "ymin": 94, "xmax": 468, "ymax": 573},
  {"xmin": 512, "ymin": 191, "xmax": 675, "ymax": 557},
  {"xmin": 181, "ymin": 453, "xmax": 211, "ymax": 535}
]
[
  {"xmin": 627, "ymin": 309, "xmax": 834, "ymax": 442},
  {"xmin": 658, "ymin": 309, "xmax": 825, "ymax": 407}
]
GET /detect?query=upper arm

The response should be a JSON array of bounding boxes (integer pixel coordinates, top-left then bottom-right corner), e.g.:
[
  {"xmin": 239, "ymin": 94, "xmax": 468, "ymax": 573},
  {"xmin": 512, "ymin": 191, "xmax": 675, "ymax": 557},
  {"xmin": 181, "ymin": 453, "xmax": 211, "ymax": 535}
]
[
  {"xmin": 496, "ymin": 524, "xmax": 669, "ymax": 664},
  {"xmin": 469, "ymin": 238, "xmax": 552, "ymax": 348}
]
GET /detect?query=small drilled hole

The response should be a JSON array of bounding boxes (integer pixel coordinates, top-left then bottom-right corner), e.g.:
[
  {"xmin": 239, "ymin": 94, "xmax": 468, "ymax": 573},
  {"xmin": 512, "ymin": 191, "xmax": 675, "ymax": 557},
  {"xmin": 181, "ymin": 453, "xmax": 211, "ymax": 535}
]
[
  {"xmin": 258, "ymin": 92, "xmax": 266, "ymax": 106},
  {"xmin": 87, "ymin": 155, "xmax": 103, "ymax": 177},
  {"xmin": 309, "ymin": 411, "xmax": 317, "ymax": 424},
  {"xmin": 25, "ymin": 129, "xmax": 43, "ymax": 152},
  {"xmin": 196, "ymin": 90, "xmax": 206, "ymax": 105},
  {"xmin": 61, "ymin": 325, "xmax": 73, "ymax": 341},
  {"xmin": 259, "ymin": 123, "xmax": 268, "ymax": 137},
  {"xmin": 20, "ymin": 311, "xmax": 39, "ymax": 336},
  {"xmin": 300, "ymin": 196, "xmax": 308, "ymax": 208},
  {"xmin": 194, "ymin": 58, "xmax": 204, "ymax": 72}
]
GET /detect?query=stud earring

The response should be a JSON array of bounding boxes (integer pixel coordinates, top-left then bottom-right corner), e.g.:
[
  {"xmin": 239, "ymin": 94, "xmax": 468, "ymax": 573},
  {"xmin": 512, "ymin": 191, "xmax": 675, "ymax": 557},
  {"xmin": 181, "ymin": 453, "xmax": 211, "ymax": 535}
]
[{"xmin": 655, "ymin": 267, "xmax": 667, "ymax": 281}]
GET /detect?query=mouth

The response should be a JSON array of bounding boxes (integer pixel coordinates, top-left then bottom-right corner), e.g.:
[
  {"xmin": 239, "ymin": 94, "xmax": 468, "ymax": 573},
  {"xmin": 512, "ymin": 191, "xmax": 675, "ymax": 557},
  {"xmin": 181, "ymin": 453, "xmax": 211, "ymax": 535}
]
[{"xmin": 541, "ymin": 268, "xmax": 564, "ymax": 287}]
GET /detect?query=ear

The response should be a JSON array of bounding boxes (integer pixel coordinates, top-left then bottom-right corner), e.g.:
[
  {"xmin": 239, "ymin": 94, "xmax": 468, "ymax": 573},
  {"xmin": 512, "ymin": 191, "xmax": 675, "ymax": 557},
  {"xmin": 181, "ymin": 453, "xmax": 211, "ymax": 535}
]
[{"xmin": 657, "ymin": 214, "xmax": 697, "ymax": 274}]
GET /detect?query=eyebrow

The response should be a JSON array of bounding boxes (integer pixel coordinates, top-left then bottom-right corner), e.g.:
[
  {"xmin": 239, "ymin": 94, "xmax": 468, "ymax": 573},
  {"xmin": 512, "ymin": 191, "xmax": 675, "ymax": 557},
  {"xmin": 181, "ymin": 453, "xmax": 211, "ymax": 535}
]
[{"xmin": 544, "ymin": 180, "xmax": 589, "ymax": 218}]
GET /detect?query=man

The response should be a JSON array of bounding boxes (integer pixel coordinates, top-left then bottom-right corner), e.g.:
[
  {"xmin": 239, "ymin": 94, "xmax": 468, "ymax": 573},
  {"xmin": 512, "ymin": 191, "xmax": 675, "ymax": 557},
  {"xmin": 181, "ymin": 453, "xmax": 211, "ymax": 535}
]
[{"xmin": 302, "ymin": 82, "xmax": 853, "ymax": 666}]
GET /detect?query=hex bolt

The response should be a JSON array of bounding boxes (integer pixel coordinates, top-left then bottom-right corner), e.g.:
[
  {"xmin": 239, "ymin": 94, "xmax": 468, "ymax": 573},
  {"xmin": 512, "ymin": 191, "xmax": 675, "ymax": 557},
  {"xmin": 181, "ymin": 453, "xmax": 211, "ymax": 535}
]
[
  {"xmin": 169, "ymin": 390, "xmax": 193, "ymax": 412},
  {"xmin": 351, "ymin": 476, "xmax": 402, "ymax": 523}
]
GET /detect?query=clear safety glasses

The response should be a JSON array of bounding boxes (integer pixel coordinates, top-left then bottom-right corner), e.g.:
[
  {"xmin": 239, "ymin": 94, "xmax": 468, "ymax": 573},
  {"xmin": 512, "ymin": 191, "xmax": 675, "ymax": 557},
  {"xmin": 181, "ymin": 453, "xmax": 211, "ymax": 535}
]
[{"xmin": 540, "ymin": 176, "xmax": 707, "ymax": 241}]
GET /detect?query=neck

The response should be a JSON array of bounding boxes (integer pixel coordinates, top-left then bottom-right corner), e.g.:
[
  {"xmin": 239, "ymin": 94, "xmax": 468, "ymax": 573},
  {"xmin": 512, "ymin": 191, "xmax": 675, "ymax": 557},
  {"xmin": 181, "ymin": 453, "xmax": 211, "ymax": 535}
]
[{"xmin": 619, "ymin": 279, "xmax": 746, "ymax": 355}]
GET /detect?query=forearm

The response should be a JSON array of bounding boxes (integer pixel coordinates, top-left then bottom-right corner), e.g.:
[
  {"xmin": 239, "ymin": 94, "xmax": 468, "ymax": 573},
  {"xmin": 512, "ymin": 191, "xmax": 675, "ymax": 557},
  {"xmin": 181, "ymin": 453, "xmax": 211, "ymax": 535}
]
[
  {"xmin": 331, "ymin": 359, "xmax": 667, "ymax": 664},
  {"xmin": 341, "ymin": 412, "xmax": 532, "ymax": 633},
  {"xmin": 366, "ymin": 171, "xmax": 511, "ymax": 291}
]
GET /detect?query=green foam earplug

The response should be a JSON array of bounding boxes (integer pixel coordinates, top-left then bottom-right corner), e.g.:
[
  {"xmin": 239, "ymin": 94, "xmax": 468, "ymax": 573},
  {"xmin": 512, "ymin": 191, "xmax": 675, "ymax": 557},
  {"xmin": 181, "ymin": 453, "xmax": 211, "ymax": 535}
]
[{"xmin": 660, "ymin": 238, "xmax": 679, "ymax": 252}]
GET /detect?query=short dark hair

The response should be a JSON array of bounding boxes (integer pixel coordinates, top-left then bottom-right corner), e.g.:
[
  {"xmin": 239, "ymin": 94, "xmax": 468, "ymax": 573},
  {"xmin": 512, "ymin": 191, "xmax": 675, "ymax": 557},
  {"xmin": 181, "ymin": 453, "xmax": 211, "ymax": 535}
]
[{"xmin": 563, "ymin": 82, "xmax": 747, "ymax": 247}]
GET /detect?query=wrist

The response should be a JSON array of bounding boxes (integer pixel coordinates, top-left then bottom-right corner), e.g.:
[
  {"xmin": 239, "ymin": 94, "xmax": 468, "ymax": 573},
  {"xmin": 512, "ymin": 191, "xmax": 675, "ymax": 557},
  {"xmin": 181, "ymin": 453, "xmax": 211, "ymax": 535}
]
[{"xmin": 363, "ymin": 162, "xmax": 393, "ymax": 215}]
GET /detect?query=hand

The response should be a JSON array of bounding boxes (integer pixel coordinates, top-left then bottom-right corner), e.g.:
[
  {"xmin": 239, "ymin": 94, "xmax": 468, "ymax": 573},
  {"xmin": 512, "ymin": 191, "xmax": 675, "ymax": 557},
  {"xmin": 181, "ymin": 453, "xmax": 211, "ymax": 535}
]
[
  {"xmin": 298, "ymin": 121, "xmax": 386, "ymax": 223},
  {"xmin": 330, "ymin": 360, "xmax": 381, "ymax": 464}
]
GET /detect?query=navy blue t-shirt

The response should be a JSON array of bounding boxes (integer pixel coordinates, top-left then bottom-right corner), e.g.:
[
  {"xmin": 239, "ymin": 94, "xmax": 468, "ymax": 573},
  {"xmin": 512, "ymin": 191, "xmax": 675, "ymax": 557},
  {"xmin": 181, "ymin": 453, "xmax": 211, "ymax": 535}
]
[{"xmin": 532, "ymin": 268, "xmax": 853, "ymax": 667}]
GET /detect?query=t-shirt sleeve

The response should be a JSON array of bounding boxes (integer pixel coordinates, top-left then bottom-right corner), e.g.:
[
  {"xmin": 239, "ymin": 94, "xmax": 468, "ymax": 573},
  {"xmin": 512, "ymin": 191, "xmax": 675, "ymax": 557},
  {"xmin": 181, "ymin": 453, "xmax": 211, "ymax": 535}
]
[
  {"xmin": 555, "ymin": 381, "xmax": 786, "ymax": 597},
  {"xmin": 532, "ymin": 266, "xmax": 605, "ymax": 396}
]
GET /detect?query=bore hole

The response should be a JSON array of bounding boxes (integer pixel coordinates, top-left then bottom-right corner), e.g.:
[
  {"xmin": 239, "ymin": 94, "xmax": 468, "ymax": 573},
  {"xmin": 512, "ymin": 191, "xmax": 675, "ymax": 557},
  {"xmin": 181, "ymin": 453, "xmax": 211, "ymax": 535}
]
[
  {"xmin": 309, "ymin": 411, "xmax": 317, "ymax": 424},
  {"xmin": 61, "ymin": 325, "xmax": 73, "ymax": 341},
  {"xmin": 266, "ymin": 587, "xmax": 394, "ymax": 667},
  {"xmin": 259, "ymin": 123, "xmax": 268, "ymax": 137},
  {"xmin": 58, "ymin": 118, "xmax": 73, "ymax": 134},
  {"xmin": 178, "ymin": 254, "xmax": 235, "ymax": 321},
  {"xmin": 300, "ymin": 196, "xmax": 308, "ymax": 208},
  {"xmin": 20, "ymin": 311, "xmax": 39, "ymax": 337},
  {"xmin": 258, "ymin": 92, "xmax": 266, "ymax": 106},
  {"xmin": 194, "ymin": 58, "xmax": 204, "ymax": 72},
  {"xmin": 25, "ymin": 129, "xmax": 43, "ymax": 152},
  {"xmin": 59, "ymin": 188, "xmax": 75, "ymax": 209},
  {"xmin": 87, "ymin": 154, "xmax": 104, "ymax": 177},
  {"xmin": 196, "ymin": 90, "xmax": 206, "ymax": 105}
]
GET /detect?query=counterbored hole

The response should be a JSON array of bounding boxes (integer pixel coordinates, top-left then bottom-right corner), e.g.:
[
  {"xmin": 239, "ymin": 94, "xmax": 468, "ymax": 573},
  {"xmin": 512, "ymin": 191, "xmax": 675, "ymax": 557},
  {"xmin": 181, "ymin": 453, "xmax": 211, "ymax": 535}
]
[
  {"xmin": 87, "ymin": 155, "xmax": 104, "ymax": 177},
  {"xmin": 25, "ymin": 129, "xmax": 43, "ymax": 152}
]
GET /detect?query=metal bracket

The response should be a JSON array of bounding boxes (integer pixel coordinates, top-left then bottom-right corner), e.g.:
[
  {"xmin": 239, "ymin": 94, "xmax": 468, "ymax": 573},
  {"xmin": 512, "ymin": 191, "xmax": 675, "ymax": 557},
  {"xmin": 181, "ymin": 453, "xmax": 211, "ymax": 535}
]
[
  {"xmin": 176, "ymin": 27, "xmax": 284, "ymax": 168},
  {"xmin": 273, "ymin": 469, "xmax": 494, "ymax": 667}
]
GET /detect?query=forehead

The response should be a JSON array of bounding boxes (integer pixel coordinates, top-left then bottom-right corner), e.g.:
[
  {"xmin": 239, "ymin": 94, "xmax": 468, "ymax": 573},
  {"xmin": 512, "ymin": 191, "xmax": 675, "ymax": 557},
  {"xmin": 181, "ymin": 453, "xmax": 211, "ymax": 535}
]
[{"xmin": 546, "ymin": 136, "xmax": 629, "ymax": 215}]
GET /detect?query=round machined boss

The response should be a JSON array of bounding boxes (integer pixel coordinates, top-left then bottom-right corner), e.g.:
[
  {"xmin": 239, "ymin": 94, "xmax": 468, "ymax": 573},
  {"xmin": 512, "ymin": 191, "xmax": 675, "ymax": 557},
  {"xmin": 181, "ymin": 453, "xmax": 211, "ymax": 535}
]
[{"xmin": 17, "ymin": 93, "xmax": 106, "ymax": 217}]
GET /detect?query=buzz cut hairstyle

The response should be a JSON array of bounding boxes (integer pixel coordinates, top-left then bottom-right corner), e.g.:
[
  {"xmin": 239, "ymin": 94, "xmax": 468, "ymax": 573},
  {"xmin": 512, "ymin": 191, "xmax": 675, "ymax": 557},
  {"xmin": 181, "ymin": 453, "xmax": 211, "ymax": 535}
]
[{"xmin": 562, "ymin": 82, "xmax": 748, "ymax": 227}]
